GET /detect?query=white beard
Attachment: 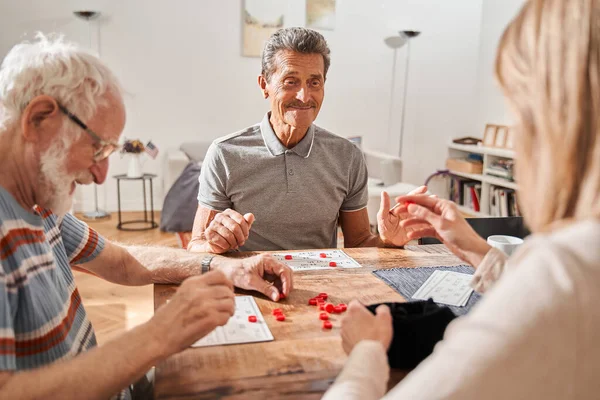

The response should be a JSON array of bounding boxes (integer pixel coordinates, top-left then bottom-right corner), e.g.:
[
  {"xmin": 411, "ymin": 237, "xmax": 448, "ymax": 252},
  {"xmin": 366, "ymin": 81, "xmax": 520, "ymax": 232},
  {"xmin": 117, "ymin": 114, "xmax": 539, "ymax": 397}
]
[{"xmin": 38, "ymin": 140, "xmax": 92, "ymax": 217}]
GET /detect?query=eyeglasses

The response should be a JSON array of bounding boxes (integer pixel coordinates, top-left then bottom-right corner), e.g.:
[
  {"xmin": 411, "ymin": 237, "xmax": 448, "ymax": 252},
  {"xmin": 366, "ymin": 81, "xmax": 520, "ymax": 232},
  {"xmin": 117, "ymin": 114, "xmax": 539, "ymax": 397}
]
[{"xmin": 57, "ymin": 103, "xmax": 120, "ymax": 162}]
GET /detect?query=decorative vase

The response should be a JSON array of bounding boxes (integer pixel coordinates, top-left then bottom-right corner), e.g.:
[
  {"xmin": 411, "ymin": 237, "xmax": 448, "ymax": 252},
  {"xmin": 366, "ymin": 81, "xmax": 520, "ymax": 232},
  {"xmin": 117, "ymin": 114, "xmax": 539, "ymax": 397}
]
[{"xmin": 127, "ymin": 154, "xmax": 143, "ymax": 178}]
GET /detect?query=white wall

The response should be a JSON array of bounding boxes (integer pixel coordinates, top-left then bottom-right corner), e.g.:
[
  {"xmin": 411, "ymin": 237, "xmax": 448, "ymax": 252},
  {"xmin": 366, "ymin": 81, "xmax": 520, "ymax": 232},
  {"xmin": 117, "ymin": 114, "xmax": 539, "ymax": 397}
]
[
  {"xmin": 473, "ymin": 0, "xmax": 527, "ymax": 133},
  {"xmin": 0, "ymin": 0, "xmax": 484, "ymax": 212}
]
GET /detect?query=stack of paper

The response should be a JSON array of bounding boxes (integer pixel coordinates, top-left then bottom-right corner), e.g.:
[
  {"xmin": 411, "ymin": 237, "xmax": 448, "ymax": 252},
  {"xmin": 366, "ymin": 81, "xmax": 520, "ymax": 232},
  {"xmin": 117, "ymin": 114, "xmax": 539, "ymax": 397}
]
[{"xmin": 412, "ymin": 270, "xmax": 474, "ymax": 307}]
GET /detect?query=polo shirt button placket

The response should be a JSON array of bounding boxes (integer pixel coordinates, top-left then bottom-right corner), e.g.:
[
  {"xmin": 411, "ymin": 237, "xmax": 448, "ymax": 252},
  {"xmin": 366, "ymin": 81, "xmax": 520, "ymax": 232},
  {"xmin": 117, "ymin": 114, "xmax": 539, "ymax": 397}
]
[{"xmin": 284, "ymin": 151, "xmax": 296, "ymax": 193}]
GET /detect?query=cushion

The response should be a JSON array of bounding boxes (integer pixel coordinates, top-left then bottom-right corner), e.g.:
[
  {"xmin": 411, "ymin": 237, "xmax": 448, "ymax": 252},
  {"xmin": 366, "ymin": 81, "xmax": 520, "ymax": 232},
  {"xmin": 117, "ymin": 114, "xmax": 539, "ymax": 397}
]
[{"xmin": 160, "ymin": 161, "xmax": 201, "ymax": 232}]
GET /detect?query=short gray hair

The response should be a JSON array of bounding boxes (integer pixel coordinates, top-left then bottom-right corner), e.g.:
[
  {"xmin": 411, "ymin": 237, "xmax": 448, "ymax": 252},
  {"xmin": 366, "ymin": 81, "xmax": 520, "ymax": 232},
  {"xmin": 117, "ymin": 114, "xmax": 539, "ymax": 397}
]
[{"xmin": 261, "ymin": 27, "xmax": 331, "ymax": 82}]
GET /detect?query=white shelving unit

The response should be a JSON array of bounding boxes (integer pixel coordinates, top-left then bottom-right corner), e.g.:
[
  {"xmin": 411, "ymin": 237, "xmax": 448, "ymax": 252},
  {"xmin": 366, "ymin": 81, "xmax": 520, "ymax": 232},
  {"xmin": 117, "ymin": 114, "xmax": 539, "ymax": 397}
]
[{"xmin": 447, "ymin": 143, "xmax": 517, "ymax": 217}]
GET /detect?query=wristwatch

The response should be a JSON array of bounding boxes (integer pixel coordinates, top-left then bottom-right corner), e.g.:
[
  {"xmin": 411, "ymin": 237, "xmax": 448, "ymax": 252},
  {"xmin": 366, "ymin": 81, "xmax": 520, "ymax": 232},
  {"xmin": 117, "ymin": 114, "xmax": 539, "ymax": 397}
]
[{"xmin": 201, "ymin": 255, "xmax": 215, "ymax": 274}]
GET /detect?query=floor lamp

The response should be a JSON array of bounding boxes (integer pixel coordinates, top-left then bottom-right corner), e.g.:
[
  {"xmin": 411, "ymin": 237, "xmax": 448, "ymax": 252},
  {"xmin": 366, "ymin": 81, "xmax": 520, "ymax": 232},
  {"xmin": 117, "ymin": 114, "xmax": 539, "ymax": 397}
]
[
  {"xmin": 384, "ymin": 30, "xmax": 421, "ymax": 160},
  {"xmin": 74, "ymin": 10, "xmax": 110, "ymax": 219}
]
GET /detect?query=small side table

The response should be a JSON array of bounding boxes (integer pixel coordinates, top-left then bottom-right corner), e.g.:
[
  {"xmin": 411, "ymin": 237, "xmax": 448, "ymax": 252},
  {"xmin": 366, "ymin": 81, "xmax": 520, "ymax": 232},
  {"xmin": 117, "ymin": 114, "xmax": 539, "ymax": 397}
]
[{"xmin": 113, "ymin": 174, "xmax": 159, "ymax": 231}]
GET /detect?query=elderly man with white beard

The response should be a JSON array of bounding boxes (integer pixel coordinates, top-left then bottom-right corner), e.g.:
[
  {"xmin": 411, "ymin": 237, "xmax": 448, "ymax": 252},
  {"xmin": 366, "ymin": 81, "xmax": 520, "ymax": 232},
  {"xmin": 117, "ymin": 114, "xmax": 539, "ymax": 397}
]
[{"xmin": 0, "ymin": 36, "xmax": 292, "ymax": 400}]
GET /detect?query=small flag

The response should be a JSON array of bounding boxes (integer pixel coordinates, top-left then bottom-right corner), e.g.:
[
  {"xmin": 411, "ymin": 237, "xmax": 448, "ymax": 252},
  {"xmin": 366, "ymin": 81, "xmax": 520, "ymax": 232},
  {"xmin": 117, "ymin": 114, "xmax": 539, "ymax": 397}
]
[{"xmin": 145, "ymin": 140, "xmax": 159, "ymax": 159}]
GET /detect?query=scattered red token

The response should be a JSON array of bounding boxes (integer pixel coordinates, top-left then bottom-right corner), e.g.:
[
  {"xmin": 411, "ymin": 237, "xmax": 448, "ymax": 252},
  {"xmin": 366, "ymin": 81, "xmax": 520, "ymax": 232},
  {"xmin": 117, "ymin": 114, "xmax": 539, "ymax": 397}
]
[
  {"xmin": 320, "ymin": 253, "xmax": 327, "ymax": 258},
  {"xmin": 338, "ymin": 303, "xmax": 347, "ymax": 312},
  {"xmin": 276, "ymin": 314, "xmax": 286, "ymax": 322},
  {"xmin": 325, "ymin": 303, "xmax": 335, "ymax": 313},
  {"xmin": 272, "ymin": 308, "xmax": 283, "ymax": 315},
  {"xmin": 279, "ymin": 293, "xmax": 286, "ymax": 300},
  {"xmin": 405, "ymin": 201, "xmax": 415, "ymax": 205},
  {"xmin": 285, "ymin": 255, "xmax": 293, "ymax": 260},
  {"xmin": 322, "ymin": 321, "xmax": 333, "ymax": 329},
  {"xmin": 319, "ymin": 313, "xmax": 329, "ymax": 321},
  {"xmin": 319, "ymin": 304, "xmax": 326, "ymax": 311},
  {"xmin": 308, "ymin": 298, "xmax": 318, "ymax": 306},
  {"xmin": 333, "ymin": 306, "xmax": 343, "ymax": 313},
  {"xmin": 248, "ymin": 315, "xmax": 257, "ymax": 323},
  {"xmin": 329, "ymin": 261, "xmax": 337, "ymax": 267},
  {"xmin": 318, "ymin": 292, "xmax": 328, "ymax": 300}
]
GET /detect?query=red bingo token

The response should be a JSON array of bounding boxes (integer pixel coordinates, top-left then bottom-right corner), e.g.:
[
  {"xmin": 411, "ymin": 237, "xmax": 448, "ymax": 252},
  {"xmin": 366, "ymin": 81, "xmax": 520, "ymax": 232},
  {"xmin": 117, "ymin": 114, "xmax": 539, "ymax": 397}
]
[
  {"xmin": 322, "ymin": 321, "xmax": 333, "ymax": 329},
  {"xmin": 329, "ymin": 261, "xmax": 337, "ymax": 267},
  {"xmin": 276, "ymin": 314, "xmax": 286, "ymax": 322},
  {"xmin": 248, "ymin": 315, "xmax": 257, "ymax": 323}
]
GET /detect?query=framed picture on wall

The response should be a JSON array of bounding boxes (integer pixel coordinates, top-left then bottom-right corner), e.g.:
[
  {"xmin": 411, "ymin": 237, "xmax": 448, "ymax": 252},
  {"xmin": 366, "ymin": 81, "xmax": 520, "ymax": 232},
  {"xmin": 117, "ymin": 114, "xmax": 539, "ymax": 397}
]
[
  {"xmin": 505, "ymin": 127, "xmax": 515, "ymax": 149},
  {"xmin": 242, "ymin": 0, "xmax": 285, "ymax": 57},
  {"xmin": 495, "ymin": 125, "xmax": 508, "ymax": 147},
  {"xmin": 483, "ymin": 124, "xmax": 497, "ymax": 147},
  {"xmin": 306, "ymin": 0, "xmax": 337, "ymax": 31}
]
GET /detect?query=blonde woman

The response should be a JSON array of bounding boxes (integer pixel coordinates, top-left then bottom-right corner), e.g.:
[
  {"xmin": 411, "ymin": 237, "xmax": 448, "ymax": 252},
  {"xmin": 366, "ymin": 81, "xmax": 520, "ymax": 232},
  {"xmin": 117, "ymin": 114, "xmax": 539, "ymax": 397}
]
[{"xmin": 323, "ymin": 0, "xmax": 600, "ymax": 399}]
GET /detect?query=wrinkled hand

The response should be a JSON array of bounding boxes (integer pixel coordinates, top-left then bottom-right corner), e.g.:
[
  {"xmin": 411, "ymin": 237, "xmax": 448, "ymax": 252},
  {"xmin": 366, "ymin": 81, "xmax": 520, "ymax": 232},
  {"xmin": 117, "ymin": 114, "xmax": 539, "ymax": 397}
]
[
  {"xmin": 213, "ymin": 254, "xmax": 293, "ymax": 302},
  {"xmin": 377, "ymin": 185, "xmax": 430, "ymax": 246},
  {"xmin": 341, "ymin": 300, "xmax": 393, "ymax": 355},
  {"xmin": 150, "ymin": 271, "xmax": 235, "ymax": 356},
  {"xmin": 204, "ymin": 209, "xmax": 255, "ymax": 254},
  {"xmin": 396, "ymin": 195, "xmax": 492, "ymax": 267}
]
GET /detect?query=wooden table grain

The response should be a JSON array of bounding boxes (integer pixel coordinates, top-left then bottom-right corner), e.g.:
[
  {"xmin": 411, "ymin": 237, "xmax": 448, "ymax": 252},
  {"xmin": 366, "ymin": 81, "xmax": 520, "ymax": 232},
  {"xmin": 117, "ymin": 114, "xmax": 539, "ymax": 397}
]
[{"xmin": 154, "ymin": 245, "xmax": 462, "ymax": 400}]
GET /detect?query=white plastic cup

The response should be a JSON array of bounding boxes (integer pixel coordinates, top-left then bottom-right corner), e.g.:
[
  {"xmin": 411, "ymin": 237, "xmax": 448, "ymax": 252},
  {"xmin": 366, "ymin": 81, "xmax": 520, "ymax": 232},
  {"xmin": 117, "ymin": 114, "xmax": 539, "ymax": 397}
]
[
  {"xmin": 487, "ymin": 235, "xmax": 523, "ymax": 257},
  {"xmin": 381, "ymin": 159, "xmax": 397, "ymax": 187}
]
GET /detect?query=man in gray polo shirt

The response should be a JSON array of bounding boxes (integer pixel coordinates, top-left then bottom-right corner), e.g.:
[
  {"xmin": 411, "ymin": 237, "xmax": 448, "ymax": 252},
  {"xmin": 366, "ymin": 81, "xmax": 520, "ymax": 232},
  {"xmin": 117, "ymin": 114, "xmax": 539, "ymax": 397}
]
[{"xmin": 189, "ymin": 27, "xmax": 427, "ymax": 253}]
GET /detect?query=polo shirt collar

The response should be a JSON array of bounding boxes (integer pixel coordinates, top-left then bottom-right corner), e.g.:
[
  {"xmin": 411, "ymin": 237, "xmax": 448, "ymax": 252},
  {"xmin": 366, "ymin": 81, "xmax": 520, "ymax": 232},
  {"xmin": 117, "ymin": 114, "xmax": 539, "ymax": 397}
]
[{"xmin": 260, "ymin": 112, "xmax": 315, "ymax": 158}]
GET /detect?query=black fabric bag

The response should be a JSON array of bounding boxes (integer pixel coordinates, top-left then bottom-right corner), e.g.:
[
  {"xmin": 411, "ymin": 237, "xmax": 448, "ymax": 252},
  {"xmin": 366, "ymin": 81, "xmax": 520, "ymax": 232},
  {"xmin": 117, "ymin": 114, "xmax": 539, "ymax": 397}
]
[
  {"xmin": 367, "ymin": 299, "xmax": 456, "ymax": 369},
  {"xmin": 160, "ymin": 162, "xmax": 201, "ymax": 232}
]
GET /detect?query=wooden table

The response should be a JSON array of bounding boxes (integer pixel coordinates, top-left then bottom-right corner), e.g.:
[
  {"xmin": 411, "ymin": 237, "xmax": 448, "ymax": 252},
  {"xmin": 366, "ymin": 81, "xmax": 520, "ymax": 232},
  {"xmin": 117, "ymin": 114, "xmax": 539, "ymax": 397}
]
[{"xmin": 154, "ymin": 245, "xmax": 462, "ymax": 400}]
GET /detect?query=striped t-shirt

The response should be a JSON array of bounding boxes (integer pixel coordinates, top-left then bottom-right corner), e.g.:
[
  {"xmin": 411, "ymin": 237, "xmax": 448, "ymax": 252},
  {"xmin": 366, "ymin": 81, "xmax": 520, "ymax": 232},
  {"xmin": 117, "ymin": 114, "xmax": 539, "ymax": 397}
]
[{"xmin": 0, "ymin": 185, "xmax": 130, "ymax": 399}]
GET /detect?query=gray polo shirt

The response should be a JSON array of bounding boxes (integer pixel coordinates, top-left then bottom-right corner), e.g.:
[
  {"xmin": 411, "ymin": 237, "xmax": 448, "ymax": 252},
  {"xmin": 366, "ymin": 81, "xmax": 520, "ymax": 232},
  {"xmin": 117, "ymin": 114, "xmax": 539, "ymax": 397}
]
[{"xmin": 197, "ymin": 112, "xmax": 368, "ymax": 251}]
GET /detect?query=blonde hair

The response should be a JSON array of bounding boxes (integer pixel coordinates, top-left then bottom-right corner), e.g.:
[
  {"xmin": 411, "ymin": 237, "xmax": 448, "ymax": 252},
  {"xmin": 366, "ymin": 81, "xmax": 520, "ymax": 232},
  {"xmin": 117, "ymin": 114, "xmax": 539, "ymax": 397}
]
[{"xmin": 495, "ymin": 0, "xmax": 600, "ymax": 232}]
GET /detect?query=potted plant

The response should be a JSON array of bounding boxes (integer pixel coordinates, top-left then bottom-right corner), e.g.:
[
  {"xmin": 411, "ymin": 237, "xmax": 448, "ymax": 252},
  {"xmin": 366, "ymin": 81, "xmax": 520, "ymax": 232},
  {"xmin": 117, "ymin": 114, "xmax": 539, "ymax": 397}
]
[{"xmin": 121, "ymin": 139, "xmax": 145, "ymax": 178}]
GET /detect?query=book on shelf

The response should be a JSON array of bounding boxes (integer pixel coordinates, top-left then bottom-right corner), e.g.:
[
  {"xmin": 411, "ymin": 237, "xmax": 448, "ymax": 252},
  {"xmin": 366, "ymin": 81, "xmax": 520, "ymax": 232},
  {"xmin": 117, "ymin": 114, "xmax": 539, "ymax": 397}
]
[
  {"xmin": 450, "ymin": 177, "xmax": 482, "ymax": 213},
  {"xmin": 485, "ymin": 158, "xmax": 515, "ymax": 181},
  {"xmin": 489, "ymin": 185, "xmax": 520, "ymax": 217}
]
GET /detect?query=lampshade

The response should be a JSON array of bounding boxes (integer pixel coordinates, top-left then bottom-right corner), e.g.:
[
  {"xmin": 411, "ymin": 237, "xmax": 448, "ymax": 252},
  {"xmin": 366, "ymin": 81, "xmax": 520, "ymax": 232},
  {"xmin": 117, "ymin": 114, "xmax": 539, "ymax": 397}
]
[
  {"xmin": 400, "ymin": 30, "xmax": 421, "ymax": 38},
  {"xmin": 73, "ymin": 11, "xmax": 100, "ymax": 21},
  {"xmin": 384, "ymin": 36, "xmax": 408, "ymax": 49}
]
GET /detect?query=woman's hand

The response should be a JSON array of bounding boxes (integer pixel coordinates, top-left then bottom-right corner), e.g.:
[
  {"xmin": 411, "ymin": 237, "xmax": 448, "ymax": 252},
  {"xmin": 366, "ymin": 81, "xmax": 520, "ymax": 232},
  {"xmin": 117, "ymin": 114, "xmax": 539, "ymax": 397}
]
[
  {"xmin": 340, "ymin": 300, "xmax": 393, "ymax": 355},
  {"xmin": 396, "ymin": 195, "xmax": 492, "ymax": 268}
]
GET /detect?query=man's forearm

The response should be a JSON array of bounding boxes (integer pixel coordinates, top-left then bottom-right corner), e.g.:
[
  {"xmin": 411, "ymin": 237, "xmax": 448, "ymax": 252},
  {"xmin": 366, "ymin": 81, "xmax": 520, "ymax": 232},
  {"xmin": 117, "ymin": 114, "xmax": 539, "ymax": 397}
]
[
  {"xmin": 187, "ymin": 237, "xmax": 211, "ymax": 253},
  {"xmin": 346, "ymin": 231, "xmax": 400, "ymax": 248},
  {"xmin": 350, "ymin": 233, "xmax": 383, "ymax": 248},
  {"xmin": 0, "ymin": 322, "xmax": 163, "ymax": 400},
  {"xmin": 124, "ymin": 244, "xmax": 207, "ymax": 284}
]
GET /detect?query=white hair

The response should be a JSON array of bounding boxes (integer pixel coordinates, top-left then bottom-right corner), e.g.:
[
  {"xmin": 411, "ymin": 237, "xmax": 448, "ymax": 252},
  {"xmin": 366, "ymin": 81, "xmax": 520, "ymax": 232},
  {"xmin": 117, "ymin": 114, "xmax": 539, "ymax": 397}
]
[{"xmin": 0, "ymin": 33, "xmax": 122, "ymax": 136}]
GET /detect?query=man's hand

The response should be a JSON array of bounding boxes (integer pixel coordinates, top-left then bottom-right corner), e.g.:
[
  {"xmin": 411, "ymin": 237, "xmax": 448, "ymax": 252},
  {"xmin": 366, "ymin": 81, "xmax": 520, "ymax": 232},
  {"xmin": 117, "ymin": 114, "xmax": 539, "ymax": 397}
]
[
  {"xmin": 213, "ymin": 254, "xmax": 293, "ymax": 302},
  {"xmin": 396, "ymin": 194, "xmax": 492, "ymax": 267},
  {"xmin": 341, "ymin": 300, "xmax": 393, "ymax": 355},
  {"xmin": 204, "ymin": 209, "xmax": 255, "ymax": 253},
  {"xmin": 149, "ymin": 271, "xmax": 235, "ymax": 356},
  {"xmin": 377, "ymin": 185, "xmax": 430, "ymax": 247}
]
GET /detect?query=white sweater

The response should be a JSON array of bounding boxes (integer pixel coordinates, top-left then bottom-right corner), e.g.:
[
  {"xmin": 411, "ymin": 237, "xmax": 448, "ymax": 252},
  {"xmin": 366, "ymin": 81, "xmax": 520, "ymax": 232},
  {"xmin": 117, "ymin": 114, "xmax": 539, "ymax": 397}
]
[{"xmin": 323, "ymin": 220, "xmax": 600, "ymax": 400}]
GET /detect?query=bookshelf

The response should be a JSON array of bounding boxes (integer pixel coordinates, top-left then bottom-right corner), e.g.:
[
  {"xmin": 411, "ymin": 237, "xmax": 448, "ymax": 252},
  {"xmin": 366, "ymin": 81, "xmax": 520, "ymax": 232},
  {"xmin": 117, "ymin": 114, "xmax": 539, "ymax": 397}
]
[{"xmin": 447, "ymin": 143, "xmax": 518, "ymax": 217}]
